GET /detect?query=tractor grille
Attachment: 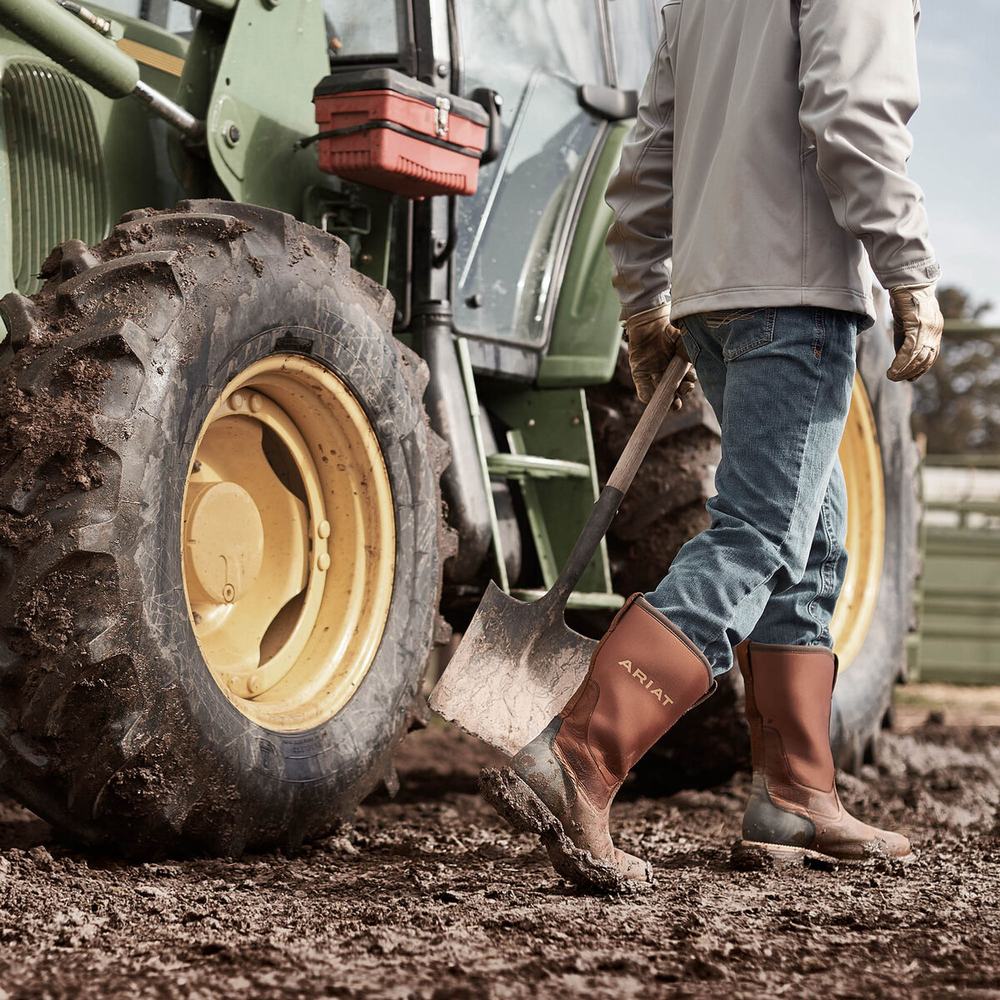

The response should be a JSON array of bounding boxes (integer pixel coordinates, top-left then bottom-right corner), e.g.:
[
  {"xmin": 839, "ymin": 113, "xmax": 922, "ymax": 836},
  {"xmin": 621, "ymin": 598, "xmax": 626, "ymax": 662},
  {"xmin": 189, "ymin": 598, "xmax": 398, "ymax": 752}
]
[{"xmin": 2, "ymin": 62, "xmax": 107, "ymax": 294}]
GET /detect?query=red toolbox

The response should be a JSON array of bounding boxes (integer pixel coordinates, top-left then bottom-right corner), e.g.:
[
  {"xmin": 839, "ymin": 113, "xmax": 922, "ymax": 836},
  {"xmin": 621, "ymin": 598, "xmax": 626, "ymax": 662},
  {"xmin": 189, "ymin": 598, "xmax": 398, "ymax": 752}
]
[{"xmin": 312, "ymin": 69, "xmax": 489, "ymax": 198}]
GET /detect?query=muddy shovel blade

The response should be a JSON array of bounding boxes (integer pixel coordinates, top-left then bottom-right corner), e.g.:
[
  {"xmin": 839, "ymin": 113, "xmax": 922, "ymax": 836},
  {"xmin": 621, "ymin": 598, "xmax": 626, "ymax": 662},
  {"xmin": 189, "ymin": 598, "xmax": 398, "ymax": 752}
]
[
  {"xmin": 429, "ymin": 582, "xmax": 597, "ymax": 756},
  {"xmin": 429, "ymin": 356, "xmax": 689, "ymax": 757}
]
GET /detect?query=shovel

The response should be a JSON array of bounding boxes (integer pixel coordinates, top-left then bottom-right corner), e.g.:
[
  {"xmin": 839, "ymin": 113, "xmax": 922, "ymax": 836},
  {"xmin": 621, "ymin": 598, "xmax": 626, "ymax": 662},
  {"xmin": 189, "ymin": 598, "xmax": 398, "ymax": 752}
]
[{"xmin": 429, "ymin": 354, "xmax": 691, "ymax": 756}]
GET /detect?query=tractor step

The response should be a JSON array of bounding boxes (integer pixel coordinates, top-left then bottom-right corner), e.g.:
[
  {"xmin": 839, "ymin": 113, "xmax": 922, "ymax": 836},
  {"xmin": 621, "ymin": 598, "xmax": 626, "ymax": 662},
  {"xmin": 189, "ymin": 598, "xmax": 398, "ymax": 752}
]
[
  {"xmin": 486, "ymin": 453, "xmax": 591, "ymax": 480},
  {"xmin": 456, "ymin": 338, "xmax": 620, "ymax": 609},
  {"xmin": 510, "ymin": 588, "xmax": 624, "ymax": 612},
  {"xmin": 483, "ymin": 386, "xmax": 618, "ymax": 605}
]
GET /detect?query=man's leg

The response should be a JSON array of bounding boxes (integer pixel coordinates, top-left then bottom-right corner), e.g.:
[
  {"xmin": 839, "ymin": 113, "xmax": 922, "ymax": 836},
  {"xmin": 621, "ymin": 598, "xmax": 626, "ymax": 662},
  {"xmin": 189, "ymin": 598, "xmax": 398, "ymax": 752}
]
[
  {"xmin": 477, "ymin": 314, "xmax": 731, "ymax": 893},
  {"xmin": 646, "ymin": 307, "xmax": 857, "ymax": 676},
  {"xmin": 749, "ymin": 459, "xmax": 848, "ymax": 648},
  {"xmin": 710, "ymin": 380, "xmax": 912, "ymax": 864}
]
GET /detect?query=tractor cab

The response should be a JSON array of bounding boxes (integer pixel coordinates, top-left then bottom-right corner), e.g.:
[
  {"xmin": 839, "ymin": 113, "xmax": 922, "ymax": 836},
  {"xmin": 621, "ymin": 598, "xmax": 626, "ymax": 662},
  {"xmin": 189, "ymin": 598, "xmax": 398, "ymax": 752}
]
[{"xmin": 317, "ymin": 0, "xmax": 660, "ymax": 380}]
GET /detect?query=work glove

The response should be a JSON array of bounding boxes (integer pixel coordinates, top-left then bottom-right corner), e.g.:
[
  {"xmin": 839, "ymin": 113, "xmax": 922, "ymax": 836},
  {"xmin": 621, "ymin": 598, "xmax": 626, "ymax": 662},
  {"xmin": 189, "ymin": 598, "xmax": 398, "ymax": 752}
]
[
  {"xmin": 624, "ymin": 304, "xmax": 698, "ymax": 407},
  {"xmin": 887, "ymin": 283, "xmax": 944, "ymax": 382}
]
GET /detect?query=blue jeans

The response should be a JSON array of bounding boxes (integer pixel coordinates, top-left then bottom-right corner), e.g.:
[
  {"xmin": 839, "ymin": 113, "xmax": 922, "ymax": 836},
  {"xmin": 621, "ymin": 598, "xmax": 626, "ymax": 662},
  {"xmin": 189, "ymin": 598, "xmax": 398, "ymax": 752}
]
[{"xmin": 646, "ymin": 307, "xmax": 860, "ymax": 677}]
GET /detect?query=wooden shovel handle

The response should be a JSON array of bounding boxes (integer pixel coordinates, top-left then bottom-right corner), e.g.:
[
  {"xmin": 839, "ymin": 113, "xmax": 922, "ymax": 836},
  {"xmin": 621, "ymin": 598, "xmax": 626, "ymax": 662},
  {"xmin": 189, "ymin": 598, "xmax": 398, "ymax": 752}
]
[
  {"xmin": 607, "ymin": 354, "xmax": 690, "ymax": 493},
  {"xmin": 548, "ymin": 353, "xmax": 691, "ymax": 607}
]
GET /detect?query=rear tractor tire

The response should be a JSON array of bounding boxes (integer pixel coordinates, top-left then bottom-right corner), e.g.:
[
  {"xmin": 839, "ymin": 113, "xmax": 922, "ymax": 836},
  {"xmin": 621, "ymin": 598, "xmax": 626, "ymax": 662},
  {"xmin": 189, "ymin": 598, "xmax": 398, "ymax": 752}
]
[{"xmin": 0, "ymin": 201, "xmax": 447, "ymax": 855}]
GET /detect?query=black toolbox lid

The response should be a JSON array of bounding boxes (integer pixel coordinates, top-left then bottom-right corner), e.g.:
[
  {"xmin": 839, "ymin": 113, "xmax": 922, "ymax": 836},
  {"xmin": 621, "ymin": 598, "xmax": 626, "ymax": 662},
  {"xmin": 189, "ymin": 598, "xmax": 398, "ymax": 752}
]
[{"xmin": 314, "ymin": 67, "xmax": 489, "ymax": 126}]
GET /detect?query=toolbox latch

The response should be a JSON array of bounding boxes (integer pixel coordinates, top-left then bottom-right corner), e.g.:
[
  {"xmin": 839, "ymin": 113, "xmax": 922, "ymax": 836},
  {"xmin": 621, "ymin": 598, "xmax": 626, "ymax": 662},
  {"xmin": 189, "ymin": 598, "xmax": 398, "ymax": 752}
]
[{"xmin": 435, "ymin": 96, "xmax": 451, "ymax": 139}]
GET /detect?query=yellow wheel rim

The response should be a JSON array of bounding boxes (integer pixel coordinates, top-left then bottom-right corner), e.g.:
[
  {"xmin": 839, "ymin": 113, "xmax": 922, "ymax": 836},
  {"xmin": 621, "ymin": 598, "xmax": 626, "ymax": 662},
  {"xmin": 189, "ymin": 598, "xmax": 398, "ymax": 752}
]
[
  {"xmin": 831, "ymin": 374, "xmax": 885, "ymax": 669},
  {"xmin": 181, "ymin": 354, "xmax": 396, "ymax": 732}
]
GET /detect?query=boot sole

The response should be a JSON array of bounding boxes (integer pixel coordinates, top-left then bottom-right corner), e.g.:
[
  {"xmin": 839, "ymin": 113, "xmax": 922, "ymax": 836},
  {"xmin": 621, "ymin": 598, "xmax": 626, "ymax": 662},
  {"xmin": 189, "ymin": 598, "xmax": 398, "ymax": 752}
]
[
  {"xmin": 479, "ymin": 766, "xmax": 653, "ymax": 895},
  {"xmin": 735, "ymin": 839, "xmax": 917, "ymax": 868}
]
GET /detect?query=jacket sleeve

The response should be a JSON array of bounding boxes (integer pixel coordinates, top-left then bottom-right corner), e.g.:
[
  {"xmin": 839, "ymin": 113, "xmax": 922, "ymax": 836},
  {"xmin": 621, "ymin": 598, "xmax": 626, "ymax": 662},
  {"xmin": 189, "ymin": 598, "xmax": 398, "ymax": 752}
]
[
  {"xmin": 604, "ymin": 30, "xmax": 676, "ymax": 320},
  {"xmin": 797, "ymin": 0, "xmax": 940, "ymax": 289}
]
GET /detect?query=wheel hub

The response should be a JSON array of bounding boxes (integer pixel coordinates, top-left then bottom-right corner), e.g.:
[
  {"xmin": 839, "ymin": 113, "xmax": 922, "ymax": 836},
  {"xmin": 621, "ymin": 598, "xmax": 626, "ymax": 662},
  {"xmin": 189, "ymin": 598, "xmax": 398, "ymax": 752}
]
[
  {"xmin": 180, "ymin": 354, "xmax": 395, "ymax": 732},
  {"xmin": 184, "ymin": 482, "xmax": 265, "ymax": 605}
]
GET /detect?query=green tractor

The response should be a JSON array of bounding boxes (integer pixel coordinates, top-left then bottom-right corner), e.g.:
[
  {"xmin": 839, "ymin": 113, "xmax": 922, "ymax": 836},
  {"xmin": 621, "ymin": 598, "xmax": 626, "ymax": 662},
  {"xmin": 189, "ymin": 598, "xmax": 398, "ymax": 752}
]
[{"xmin": 0, "ymin": 0, "xmax": 920, "ymax": 854}]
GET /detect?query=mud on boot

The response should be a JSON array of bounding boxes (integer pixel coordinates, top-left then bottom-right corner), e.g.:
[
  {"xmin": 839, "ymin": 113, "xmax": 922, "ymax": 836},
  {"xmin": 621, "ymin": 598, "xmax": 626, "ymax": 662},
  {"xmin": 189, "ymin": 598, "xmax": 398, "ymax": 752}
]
[
  {"xmin": 735, "ymin": 642, "xmax": 914, "ymax": 866},
  {"xmin": 481, "ymin": 594, "xmax": 714, "ymax": 893}
]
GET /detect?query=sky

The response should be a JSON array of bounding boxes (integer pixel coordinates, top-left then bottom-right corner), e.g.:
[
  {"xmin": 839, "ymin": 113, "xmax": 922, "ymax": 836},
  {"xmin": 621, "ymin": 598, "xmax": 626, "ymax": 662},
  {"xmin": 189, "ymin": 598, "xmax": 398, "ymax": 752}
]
[{"xmin": 909, "ymin": 0, "xmax": 1000, "ymax": 321}]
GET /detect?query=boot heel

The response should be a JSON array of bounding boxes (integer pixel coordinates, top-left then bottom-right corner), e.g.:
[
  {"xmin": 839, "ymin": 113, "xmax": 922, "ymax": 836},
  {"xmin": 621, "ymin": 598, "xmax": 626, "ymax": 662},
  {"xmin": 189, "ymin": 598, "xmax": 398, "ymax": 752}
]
[
  {"xmin": 732, "ymin": 840, "xmax": 809, "ymax": 869},
  {"xmin": 480, "ymin": 767, "xmax": 558, "ymax": 837}
]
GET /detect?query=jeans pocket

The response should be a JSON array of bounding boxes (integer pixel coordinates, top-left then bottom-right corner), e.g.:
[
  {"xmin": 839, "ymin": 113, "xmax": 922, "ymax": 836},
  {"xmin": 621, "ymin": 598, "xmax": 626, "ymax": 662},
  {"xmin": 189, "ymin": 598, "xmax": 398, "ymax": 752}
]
[
  {"xmin": 703, "ymin": 308, "xmax": 761, "ymax": 330},
  {"xmin": 679, "ymin": 324, "xmax": 701, "ymax": 366},
  {"xmin": 716, "ymin": 308, "xmax": 777, "ymax": 361}
]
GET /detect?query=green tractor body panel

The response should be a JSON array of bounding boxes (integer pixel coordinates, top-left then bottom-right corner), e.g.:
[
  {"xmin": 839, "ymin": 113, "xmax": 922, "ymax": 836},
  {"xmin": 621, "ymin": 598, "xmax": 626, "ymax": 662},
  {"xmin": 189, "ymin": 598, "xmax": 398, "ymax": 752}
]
[
  {"xmin": 540, "ymin": 120, "xmax": 631, "ymax": 388},
  {"xmin": 199, "ymin": 0, "xmax": 339, "ymax": 218},
  {"xmin": 0, "ymin": 6, "xmax": 186, "ymax": 295}
]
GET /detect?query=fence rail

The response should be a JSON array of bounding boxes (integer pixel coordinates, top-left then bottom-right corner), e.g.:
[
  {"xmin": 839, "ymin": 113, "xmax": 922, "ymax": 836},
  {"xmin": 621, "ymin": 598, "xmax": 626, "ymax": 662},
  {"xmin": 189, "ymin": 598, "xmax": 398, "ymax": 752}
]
[{"xmin": 917, "ymin": 454, "xmax": 1000, "ymax": 684}]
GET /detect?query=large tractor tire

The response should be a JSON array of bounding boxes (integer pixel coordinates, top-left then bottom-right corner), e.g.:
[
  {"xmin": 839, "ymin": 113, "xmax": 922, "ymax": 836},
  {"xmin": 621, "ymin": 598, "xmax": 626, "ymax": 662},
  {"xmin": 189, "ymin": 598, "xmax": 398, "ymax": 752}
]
[
  {"xmin": 590, "ymin": 319, "xmax": 920, "ymax": 792},
  {"xmin": 0, "ymin": 201, "xmax": 447, "ymax": 855}
]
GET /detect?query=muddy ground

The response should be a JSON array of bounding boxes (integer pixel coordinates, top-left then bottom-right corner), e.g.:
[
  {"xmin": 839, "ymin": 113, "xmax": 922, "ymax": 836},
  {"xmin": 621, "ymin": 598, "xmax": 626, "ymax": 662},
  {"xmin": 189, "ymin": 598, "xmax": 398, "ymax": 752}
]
[{"xmin": 1, "ymin": 690, "xmax": 999, "ymax": 999}]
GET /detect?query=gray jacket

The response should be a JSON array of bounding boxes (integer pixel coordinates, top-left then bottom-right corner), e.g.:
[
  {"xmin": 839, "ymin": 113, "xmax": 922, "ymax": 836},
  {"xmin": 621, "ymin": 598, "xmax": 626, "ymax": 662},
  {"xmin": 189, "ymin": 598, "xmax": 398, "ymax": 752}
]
[{"xmin": 605, "ymin": 0, "xmax": 940, "ymax": 327}]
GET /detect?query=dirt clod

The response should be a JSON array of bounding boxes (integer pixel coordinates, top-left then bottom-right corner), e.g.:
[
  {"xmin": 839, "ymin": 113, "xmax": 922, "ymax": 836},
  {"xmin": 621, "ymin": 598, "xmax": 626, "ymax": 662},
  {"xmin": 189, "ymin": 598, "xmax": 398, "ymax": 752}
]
[{"xmin": 0, "ymin": 351, "xmax": 111, "ymax": 497}]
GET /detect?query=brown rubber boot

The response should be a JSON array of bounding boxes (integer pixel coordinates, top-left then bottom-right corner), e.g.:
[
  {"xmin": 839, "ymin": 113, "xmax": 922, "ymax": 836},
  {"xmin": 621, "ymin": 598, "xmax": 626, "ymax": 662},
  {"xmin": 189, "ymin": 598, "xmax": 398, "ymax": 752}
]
[
  {"xmin": 736, "ymin": 642, "xmax": 914, "ymax": 864},
  {"xmin": 480, "ymin": 594, "xmax": 714, "ymax": 893}
]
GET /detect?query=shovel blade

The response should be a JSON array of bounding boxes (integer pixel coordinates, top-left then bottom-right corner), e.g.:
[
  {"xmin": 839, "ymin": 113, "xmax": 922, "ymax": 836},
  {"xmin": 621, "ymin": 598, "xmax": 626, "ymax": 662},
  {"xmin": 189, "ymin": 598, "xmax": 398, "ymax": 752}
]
[{"xmin": 429, "ymin": 582, "xmax": 597, "ymax": 756}]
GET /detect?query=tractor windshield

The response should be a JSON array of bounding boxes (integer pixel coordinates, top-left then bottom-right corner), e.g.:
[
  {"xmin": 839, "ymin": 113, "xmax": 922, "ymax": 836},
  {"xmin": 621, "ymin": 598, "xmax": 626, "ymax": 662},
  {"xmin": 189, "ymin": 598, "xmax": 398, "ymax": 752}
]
[
  {"xmin": 452, "ymin": 0, "xmax": 612, "ymax": 362},
  {"xmin": 323, "ymin": 0, "xmax": 401, "ymax": 60}
]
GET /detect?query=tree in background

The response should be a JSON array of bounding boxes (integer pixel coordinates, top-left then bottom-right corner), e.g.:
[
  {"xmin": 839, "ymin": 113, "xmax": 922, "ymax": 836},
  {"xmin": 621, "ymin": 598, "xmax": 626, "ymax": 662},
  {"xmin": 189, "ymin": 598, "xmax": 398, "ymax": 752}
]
[{"xmin": 911, "ymin": 286, "xmax": 997, "ymax": 455}]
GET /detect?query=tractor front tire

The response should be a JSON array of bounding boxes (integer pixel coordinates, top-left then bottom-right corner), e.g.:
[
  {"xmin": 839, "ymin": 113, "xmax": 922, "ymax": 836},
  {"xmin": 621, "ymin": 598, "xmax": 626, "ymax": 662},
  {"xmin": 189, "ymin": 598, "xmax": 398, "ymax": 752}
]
[{"xmin": 0, "ymin": 201, "xmax": 446, "ymax": 855}]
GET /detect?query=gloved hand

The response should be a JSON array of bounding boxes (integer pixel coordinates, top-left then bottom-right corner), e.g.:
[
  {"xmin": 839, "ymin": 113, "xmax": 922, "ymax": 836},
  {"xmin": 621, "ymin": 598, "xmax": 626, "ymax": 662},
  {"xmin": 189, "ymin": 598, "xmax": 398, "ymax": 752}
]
[
  {"xmin": 624, "ymin": 304, "xmax": 698, "ymax": 407},
  {"xmin": 887, "ymin": 283, "xmax": 944, "ymax": 382}
]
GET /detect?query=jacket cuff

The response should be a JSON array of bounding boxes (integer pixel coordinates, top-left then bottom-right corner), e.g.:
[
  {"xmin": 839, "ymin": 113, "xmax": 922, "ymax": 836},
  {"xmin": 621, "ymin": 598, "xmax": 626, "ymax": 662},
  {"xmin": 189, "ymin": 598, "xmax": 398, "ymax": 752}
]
[
  {"xmin": 618, "ymin": 290, "xmax": 672, "ymax": 322},
  {"xmin": 876, "ymin": 256, "xmax": 941, "ymax": 290}
]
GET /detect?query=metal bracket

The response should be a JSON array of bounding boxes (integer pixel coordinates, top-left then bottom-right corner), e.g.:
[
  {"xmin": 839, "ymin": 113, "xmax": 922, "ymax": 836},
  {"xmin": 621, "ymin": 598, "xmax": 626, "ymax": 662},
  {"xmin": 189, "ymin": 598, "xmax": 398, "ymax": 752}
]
[
  {"xmin": 577, "ymin": 83, "xmax": 638, "ymax": 121},
  {"xmin": 456, "ymin": 336, "xmax": 509, "ymax": 593},
  {"xmin": 321, "ymin": 200, "xmax": 373, "ymax": 238}
]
